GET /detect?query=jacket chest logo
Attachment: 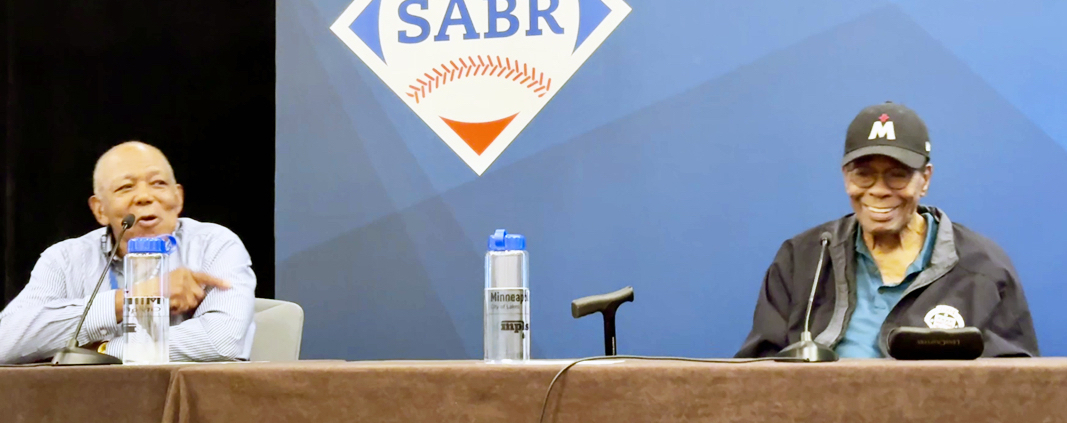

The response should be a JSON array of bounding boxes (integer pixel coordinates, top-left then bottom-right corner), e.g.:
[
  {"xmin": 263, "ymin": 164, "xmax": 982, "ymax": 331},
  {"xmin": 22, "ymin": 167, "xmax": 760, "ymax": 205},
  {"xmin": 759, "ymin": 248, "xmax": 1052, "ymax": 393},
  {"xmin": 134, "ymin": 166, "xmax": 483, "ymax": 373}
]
[{"xmin": 924, "ymin": 305, "xmax": 964, "ymax": 329}]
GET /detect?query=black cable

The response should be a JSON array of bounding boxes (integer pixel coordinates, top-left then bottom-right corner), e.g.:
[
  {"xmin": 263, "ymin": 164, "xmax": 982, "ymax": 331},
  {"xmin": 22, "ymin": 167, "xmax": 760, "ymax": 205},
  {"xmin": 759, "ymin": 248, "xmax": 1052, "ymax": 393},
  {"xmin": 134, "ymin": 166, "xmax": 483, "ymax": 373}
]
[{"xmin": 537, "ymin": 355, "xmax": 805, "ymax": 423}]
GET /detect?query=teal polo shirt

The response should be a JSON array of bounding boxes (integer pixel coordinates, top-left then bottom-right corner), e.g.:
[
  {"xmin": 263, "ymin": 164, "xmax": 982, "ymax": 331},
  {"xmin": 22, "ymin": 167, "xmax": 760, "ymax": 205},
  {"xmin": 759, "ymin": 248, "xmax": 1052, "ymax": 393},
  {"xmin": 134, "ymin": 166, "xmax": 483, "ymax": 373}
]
[{"xmin": 835, "ymin": 213, "xmax": 938, "ymax": 358}]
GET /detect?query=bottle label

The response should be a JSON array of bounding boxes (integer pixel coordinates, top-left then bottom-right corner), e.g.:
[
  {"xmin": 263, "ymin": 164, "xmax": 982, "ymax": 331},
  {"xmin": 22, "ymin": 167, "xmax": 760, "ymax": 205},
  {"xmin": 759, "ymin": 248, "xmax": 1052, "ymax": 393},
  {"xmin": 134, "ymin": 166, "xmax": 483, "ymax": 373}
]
[
  {"xmin": 484, "ymin": 287, "xmax": 530, "ymax": 361},
  {"xmin": 123, "ymin": 296, "xmax": 170, "ymax": 364}
]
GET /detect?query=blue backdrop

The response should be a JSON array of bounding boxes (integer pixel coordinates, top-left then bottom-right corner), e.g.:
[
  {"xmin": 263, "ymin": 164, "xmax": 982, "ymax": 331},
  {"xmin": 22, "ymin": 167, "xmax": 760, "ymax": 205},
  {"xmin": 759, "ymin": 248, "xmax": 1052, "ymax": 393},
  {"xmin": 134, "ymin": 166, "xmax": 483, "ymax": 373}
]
[{"xmin": 276, "ymin": 0, "xmax": 1067, "ymax": 359}]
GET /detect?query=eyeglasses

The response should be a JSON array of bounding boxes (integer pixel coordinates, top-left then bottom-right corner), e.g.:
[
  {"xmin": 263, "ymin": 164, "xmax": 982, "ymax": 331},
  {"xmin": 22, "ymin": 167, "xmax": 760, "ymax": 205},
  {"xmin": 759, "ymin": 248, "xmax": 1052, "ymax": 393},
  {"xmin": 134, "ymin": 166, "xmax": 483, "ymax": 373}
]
[{"xmin": 847, "ymin": 166, "xmax": 916, "ymax": 190}]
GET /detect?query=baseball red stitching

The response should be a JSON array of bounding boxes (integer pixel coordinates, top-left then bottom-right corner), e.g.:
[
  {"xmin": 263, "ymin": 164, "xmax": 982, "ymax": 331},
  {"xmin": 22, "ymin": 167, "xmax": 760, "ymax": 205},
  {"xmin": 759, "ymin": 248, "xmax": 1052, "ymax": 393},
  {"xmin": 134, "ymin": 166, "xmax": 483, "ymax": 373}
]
[{"xmin": 406, "ymin": 55, "xmax": 552, "ymax": 104}]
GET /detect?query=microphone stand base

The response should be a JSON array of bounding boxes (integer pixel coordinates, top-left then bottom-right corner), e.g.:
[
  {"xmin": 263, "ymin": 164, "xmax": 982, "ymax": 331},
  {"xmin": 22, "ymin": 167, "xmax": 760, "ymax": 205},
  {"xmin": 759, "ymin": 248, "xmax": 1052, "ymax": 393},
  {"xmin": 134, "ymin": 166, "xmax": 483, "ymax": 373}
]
[
  {"xmin": 52, "ymin": 347, "xmax": 122, "ymax": 366},
  {"xmin": 775, "ymin": 339, "xmax": 839, "ymax": 363}
]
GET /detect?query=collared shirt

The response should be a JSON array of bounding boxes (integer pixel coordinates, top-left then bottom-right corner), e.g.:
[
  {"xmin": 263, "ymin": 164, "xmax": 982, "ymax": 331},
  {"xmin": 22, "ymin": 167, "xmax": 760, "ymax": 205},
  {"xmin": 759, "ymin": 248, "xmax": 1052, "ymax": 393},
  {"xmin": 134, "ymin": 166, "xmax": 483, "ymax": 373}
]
[
  {"xmin": 0, "ymin": 218, "xmax": 256, "ymax": 363},
  {"xmin": 835, "ymin": 213, "xmax": 938, "ymax": 358}
]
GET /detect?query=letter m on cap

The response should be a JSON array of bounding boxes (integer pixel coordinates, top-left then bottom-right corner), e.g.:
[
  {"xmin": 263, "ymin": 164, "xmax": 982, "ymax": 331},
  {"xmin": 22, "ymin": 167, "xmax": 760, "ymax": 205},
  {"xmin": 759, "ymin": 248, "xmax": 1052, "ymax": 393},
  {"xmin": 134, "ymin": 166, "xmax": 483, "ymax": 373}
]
[{"xmin": 869, "ymin": 121, "xmax": 896, "ymax": 140}]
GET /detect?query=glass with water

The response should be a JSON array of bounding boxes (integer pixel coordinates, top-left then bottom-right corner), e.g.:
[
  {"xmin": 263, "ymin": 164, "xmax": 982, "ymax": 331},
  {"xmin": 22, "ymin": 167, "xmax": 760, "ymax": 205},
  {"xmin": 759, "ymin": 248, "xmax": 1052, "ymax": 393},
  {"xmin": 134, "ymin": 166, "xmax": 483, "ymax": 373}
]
[
  {"xmin": 484, "ymin": 229, "xmax": 529, "ymax": 363},
  {"xmin": 123, "ymin": 236, "xmax": 176, "ymax": 365}
]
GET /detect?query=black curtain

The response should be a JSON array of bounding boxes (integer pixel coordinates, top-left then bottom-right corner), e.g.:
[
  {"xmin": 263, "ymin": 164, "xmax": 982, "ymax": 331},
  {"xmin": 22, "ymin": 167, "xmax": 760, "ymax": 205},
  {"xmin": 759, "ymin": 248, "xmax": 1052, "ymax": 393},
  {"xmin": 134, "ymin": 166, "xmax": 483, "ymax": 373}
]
[{"xmin": 1, "ymin": 1, "xmax": 275, "ymax": 304}]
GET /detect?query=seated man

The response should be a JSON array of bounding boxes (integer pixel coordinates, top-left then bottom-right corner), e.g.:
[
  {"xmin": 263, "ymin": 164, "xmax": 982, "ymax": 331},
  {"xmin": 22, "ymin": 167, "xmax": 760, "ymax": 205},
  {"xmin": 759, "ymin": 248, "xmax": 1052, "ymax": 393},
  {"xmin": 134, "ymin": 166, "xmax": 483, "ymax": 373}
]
[
  {"xmin": 0, "ymin": 141, "xmax": 256, "ymax": 363},
  {"xmin": 736, "ymin": 102, "xmax": 1039, "ymax": 358}
]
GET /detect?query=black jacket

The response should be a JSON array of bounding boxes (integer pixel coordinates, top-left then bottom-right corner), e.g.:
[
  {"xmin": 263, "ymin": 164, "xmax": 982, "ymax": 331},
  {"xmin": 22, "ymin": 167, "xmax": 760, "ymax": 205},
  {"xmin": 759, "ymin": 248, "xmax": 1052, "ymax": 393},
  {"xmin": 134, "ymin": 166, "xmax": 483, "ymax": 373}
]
[{"xmin": 736, "ymin": 206, "xmax": 1039, "ymax": 358}]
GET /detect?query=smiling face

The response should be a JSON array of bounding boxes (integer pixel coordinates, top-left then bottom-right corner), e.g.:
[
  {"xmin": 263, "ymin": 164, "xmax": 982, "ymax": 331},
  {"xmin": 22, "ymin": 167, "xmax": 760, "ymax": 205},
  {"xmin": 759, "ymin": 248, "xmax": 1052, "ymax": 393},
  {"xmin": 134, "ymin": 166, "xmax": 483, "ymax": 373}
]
[
  {"xmin": 89, "ymin": 142, "xmax": 184, "ymax": 255},
  {"xmin": 843, "ymin": 155, "xmax": 932, "ymax": 237}
]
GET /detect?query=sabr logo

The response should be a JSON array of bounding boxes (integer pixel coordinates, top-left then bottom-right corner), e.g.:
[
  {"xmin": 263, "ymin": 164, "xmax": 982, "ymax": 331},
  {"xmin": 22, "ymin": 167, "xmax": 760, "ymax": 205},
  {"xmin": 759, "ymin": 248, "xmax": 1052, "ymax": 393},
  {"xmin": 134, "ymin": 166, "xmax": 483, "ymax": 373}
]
[{"xmin": 331, "ymin": 0, "xmax": 632, "ymax": 174}]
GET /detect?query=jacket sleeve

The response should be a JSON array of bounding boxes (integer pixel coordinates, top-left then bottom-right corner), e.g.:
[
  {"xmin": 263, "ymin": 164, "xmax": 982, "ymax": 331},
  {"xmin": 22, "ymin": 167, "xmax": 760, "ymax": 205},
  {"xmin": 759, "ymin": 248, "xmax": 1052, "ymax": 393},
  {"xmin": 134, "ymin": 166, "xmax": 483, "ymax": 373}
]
[
  {"xmin": 0, "ymin": 249, "xmax": 119, "ymax": 364},
  {"xmin": 735, "ymin": 241, "xmax": 794, "ymax": 358},
  {"xmin": 980, "ymin": 263, "xmax": 1040, "ymax": 357}
]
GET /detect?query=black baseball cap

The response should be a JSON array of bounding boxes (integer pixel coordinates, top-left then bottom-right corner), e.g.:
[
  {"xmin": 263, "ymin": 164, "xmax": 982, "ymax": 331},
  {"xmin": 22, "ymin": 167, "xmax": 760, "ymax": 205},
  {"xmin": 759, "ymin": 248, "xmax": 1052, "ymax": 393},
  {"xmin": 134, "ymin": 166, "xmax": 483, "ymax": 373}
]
[{"xmin": 843, "ymin": 101, "xmax": 930, "ymax": 169}]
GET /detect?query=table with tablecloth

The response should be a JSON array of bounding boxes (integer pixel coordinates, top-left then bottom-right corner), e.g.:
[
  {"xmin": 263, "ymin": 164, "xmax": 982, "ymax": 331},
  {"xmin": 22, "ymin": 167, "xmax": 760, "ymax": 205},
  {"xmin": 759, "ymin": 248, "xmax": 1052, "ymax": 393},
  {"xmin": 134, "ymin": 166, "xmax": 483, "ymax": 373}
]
[{"xmin": 5, "ymin": 358, "xmax": 1067, "ymax": 422}]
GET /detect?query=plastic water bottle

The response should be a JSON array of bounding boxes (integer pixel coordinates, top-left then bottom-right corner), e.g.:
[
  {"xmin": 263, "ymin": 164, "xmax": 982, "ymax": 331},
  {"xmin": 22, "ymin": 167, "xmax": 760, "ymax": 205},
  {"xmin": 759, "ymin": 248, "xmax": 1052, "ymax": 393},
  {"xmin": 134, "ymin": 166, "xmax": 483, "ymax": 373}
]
[
  {"xmin": 123, "ymin": 236, "xmax": 177, "ymax": 365},
  {"xmin": 484, "ymin": 229, "xmax": 529, "ymax": 363}
]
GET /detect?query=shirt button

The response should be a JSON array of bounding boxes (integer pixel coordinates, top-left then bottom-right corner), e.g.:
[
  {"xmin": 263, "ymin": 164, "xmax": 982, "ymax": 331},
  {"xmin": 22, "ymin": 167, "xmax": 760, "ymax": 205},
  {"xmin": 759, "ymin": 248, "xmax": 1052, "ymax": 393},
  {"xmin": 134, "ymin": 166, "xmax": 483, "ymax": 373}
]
[{"xmin": 99, "ymin": 329, "xmax": 108, "ymax": 335}]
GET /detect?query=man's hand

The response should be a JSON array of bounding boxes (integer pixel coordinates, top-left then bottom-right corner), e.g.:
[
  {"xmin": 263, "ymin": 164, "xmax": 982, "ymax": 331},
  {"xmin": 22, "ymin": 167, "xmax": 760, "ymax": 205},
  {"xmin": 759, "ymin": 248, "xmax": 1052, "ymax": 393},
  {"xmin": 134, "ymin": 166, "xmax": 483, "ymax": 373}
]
[
  {"xmin": 166, "ymin": 269, "xmax": 231, "ymax": 315},
  {"xmin": 114, "ymin": 269, "xmax": 232, "ymax": 320}
]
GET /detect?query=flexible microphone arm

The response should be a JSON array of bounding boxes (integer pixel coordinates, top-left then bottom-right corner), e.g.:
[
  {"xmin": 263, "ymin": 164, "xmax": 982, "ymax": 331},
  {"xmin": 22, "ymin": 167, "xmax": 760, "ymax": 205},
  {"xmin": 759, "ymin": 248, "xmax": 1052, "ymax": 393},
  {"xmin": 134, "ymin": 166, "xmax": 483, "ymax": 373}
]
[
  {"xmin": 52, "ymin": 214, "xmax": 136, "ymax": 366},
  {"xmin": 775, "ymin": 232, "xmax": 838, "ymax": 363},
  {"xmin": 802, "ymin": 232, "xmax": 831, "ymax": 338},
  {"xmin": 571, "ymin": 286, "xmax": 634, "ymax": 356}
]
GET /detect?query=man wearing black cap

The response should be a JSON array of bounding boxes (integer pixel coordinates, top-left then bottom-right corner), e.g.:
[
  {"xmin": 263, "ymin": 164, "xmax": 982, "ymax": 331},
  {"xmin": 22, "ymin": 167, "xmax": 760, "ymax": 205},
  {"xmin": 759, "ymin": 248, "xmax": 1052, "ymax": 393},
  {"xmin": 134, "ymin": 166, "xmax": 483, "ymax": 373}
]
[{"xmin": 736, "ymin": 102, "xmax": 1039, "ymax": 358}]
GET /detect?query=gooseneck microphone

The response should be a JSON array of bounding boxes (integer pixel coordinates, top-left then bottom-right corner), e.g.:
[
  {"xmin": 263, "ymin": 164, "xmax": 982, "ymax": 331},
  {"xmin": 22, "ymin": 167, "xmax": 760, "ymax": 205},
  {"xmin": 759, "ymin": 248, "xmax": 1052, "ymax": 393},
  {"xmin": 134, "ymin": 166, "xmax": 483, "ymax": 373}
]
[
  {"xmin": 803, "ymin": 232, "xmax": 832, "ymax": 338},
  {"xmin": 52, "ymin": 214, "xmax": 136, "ymax": 366},
  {"xmin": 775, "ymin": 231, "xmax": 839, "ymax": 362}
]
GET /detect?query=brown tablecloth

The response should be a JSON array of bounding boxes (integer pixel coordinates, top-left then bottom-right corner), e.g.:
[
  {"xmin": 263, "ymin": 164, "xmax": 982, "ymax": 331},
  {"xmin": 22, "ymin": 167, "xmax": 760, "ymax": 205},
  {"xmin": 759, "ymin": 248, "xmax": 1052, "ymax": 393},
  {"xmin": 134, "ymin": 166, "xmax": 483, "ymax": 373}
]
[
  {"xmin": 0, "ymin": 364, "xmax": 183, "ymax": 423},
  {"xmin": 6, "ymin": 359, "xmax": 1067, "ymax": 422},
  {"xmin": 161, "ymin": 358, "xmax": 1067, "ymax": 423}
]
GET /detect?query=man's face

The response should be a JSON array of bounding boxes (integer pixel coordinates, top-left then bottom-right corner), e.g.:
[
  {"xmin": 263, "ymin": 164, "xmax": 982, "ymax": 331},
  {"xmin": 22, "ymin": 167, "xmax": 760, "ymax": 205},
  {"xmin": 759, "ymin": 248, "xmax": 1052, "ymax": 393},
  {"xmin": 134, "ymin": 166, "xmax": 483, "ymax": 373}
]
[
  {"xmin": 89, "ymin": 145, "xmax": 184, "ymax": 255},
  {"xmin": 843, "ymin": 155, "xmax": 932, "ymax": 237}
]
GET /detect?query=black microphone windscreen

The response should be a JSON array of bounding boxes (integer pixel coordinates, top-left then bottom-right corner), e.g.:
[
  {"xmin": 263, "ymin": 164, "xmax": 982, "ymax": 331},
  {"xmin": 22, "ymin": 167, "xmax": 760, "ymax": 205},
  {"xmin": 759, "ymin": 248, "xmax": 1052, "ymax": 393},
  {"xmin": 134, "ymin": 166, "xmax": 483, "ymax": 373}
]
[{"xmin": 121, "ymin": 214, "xmax": 137, "ymax": 229}]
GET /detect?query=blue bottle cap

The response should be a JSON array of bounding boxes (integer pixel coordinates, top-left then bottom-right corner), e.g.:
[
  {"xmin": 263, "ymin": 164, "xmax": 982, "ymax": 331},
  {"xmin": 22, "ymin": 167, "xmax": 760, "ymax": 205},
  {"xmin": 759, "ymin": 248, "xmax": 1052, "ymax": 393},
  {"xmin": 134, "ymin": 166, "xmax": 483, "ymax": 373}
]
[
  {"xmin": 505, "ymin": 234, "xmax": 525, "ymax": 251},
  {"xmin": 127, "ymin": 235, "xmax": 178, "ymax": 254},
  {"xmin": 488, "ymin": 229, "xmax": 526, "ymax": 251}
]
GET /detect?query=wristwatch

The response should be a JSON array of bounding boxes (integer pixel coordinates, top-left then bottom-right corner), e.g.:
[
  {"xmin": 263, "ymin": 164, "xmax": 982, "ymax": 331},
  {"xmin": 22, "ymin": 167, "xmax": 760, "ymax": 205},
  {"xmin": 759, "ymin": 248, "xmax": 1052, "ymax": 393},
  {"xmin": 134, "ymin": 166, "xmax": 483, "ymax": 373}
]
[{"xmin": 97, "ymin": 341, "xmax": 108, "ymax": 354}]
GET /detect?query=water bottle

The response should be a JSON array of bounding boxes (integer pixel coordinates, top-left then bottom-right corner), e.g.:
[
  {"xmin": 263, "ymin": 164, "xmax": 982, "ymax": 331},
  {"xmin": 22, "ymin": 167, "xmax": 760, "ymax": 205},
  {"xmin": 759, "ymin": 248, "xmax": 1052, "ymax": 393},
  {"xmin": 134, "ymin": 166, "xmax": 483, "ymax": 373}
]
[
  {"xmin": 123, "ymin": 235, "xmax": 177, "ymax": 365},
  {"xmin": 484, "ymin": 229, "xmax": 529, "ymax": 363}
]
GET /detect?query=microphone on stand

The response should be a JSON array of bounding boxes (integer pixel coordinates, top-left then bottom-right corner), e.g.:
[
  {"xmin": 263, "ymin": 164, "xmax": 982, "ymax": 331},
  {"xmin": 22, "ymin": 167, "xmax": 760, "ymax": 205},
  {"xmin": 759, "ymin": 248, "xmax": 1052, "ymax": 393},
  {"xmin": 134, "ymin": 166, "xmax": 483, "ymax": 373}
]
[
  {"xmin": 775, "ymin": 231, "xmax": 839, "ymax": 363},
  {"xmin": 52, "ymin": 214, "xmax": 137, "ymax": 366}
]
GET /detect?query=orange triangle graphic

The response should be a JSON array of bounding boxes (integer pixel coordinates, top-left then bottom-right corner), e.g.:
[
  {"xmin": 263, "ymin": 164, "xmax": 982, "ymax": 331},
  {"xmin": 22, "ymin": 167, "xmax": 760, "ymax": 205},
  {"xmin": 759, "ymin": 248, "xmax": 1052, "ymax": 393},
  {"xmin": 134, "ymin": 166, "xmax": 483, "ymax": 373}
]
[{"xmin": 440, "ymin": 113, "xmax": 518, "ymax": 155}]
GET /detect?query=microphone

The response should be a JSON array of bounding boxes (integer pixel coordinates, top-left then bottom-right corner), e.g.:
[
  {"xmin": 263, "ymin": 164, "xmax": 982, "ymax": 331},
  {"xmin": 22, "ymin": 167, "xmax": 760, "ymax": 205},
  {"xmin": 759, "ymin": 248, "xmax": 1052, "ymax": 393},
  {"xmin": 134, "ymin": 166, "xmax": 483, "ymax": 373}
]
[
  {"xmin": 571, "ymin": 286, "xmax": 634, "ymax": 356},
  {"xmin": 52, "ymin": 214, "xmax": 136, "ymax": 365},
  {"xmin": 775, "ymin": 231, "xmax": 839, "ymax": 362}
]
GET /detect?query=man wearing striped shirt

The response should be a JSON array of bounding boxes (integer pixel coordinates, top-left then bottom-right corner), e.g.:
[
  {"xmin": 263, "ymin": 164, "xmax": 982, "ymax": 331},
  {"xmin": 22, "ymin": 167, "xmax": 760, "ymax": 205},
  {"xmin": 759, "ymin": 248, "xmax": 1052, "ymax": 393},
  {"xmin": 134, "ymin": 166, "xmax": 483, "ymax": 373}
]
[{"xmin": 0, "ymin": 141, "xmax": 256, "ymax": 363}]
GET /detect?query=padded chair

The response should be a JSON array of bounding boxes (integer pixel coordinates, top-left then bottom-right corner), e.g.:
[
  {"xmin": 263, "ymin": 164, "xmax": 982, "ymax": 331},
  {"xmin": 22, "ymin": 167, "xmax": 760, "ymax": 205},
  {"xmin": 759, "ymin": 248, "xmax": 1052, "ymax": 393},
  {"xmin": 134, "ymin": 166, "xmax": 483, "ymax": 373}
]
[{"xmin": 250, "ymin": 298, "xmax": 304, "ymax": 361}]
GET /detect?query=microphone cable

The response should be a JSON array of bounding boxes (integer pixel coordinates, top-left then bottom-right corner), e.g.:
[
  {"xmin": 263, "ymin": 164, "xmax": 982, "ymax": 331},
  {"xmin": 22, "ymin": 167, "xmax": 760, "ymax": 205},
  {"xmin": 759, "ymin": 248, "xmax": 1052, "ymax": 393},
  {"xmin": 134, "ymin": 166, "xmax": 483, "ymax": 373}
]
[{"xmin": 538, "ymin": 355, "xmax": 805, "ymax": 423}]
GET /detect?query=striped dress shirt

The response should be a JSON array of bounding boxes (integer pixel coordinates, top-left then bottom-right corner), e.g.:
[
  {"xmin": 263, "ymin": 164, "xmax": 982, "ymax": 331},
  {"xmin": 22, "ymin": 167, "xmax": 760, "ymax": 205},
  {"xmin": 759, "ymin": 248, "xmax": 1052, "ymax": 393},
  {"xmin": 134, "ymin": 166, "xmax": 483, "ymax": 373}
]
[{"xmin": 0, "ymin": 218, "xmax": 256, "ymax": 363}]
